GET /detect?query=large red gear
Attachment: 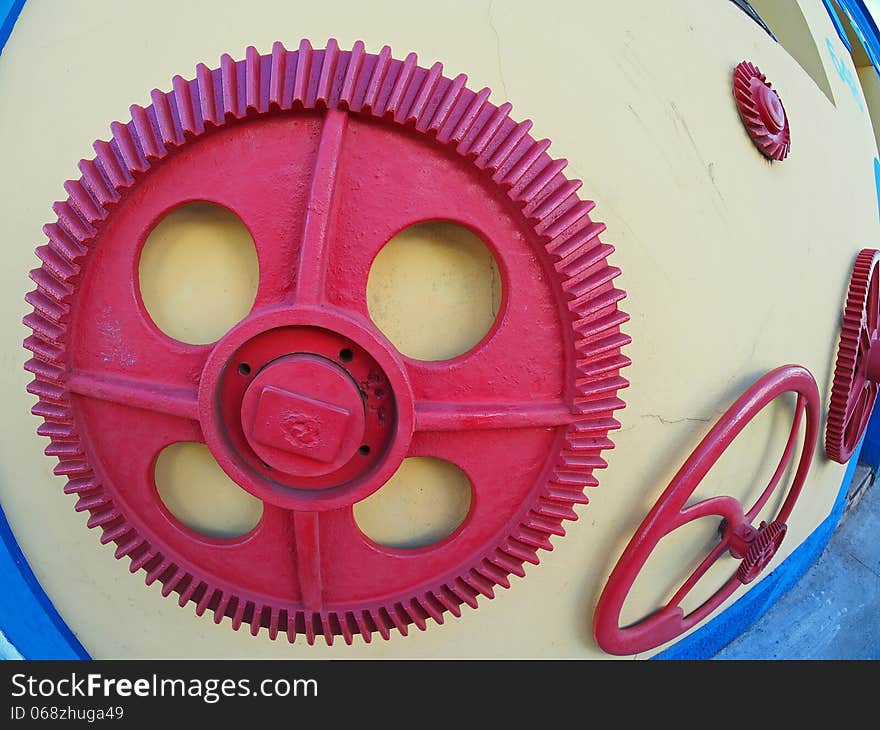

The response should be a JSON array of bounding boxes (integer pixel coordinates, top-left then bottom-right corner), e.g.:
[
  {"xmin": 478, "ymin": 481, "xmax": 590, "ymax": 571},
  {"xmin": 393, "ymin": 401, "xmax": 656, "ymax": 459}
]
[
  {"xmin": 23, "ymin": 40, "xmax": 630, "ymax": 644},
  {"xmin": 733, "ymin": 61, "xmax": 791, "ymax": 161},
  {"xmin": 826, "ymin": 249, "xmax": 880, "ymax": 463}
]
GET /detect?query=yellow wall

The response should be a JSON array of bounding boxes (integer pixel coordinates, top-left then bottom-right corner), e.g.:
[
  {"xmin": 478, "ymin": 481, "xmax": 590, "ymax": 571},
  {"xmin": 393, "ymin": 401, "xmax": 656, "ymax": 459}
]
[
  {"xmin": 858, "ymin": 65, "xmax": 880, "ymax": 150},
  {"xmin": 0, "ymin": 0, "xmax": 877, "ymax": 658}
]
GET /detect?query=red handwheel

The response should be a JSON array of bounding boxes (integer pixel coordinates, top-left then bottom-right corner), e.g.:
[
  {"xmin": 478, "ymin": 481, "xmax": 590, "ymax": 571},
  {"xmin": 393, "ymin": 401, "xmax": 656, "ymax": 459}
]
[
  {"xmin": 826, "ymin": 249, "xmax": 880, "ymax": 463},
  {"xmin": 23, "ymin": 40, "xmax": 631, "ymax": 644},
  {"xmin": 593, "ymin": 365, "xmax": 819, "ymax": 655}
]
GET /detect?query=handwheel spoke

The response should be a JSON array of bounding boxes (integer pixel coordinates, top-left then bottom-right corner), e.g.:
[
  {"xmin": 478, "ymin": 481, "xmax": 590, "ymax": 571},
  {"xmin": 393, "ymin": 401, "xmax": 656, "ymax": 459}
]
[
  {"xmin": 414, "ymin": 400, "xmax": 579, "ymax": 432},
  {"xmin": 67, "ymin": 370, "xmax": 199, "ymax": 422},
  {"xmin": 665, "ymin": 539, "xmax": 731, "ymax": 611},
  {"xmin": 671, "ymin": 496, "xmax": 744, "ymax": 530}
]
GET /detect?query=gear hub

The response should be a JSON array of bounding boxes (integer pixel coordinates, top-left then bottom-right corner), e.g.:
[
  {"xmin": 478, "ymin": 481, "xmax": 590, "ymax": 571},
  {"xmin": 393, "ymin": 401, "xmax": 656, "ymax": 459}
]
[{"xmin": 24, "ymin": 40, "xmax": 630, "ymax": 644}]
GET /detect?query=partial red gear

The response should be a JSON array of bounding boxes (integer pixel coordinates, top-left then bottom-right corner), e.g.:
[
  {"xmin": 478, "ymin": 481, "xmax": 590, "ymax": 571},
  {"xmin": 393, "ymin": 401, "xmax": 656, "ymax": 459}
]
[
  {"xmin": 826, "ymin": 249, "xmax": 880, "ymax": 463},
  {"xmin": 23, "ymin": 40, "xmax": 631, "ymax": 644},
  {"xmin": 733, "ymin": 61, "xmax": 791, "ymax": 161}
]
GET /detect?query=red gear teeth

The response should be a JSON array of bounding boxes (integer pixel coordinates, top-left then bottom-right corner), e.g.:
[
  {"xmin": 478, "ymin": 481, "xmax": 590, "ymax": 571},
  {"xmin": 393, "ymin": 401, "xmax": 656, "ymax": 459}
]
[
  {"xmin": 736, "ymin": 521, "xmax": 786, "ymax": 585},
  {"xmin": 23, "ymin": 39, "xmax": 631, "ymax": 645},
  {"xmin": 826, "ymin": 249, "xmax": 880, "ymax": 462},
  {"xmin": 733, "ymin": 61, "xmax": 791, "ymax": 161}
]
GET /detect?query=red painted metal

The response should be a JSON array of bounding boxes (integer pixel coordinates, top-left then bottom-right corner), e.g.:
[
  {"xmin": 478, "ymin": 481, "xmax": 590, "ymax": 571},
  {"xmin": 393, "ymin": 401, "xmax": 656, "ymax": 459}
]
[
  {"xmin": 240, "ymin": 355, "xmax": 367, "ymax": 478},
  {"xmin": 23, "ymin": 40, "xmax": 631, "ymax": 644},
  {"xmin": 827, "ymin": 249, "xmax": 880, "ymax": 463},
  {"xmin": 593, "ymin": 365, "xmax": 819, "ymax": 655},
  {"xmin": 733, "ymin": 61, "xmax": 791, "ymax": 161}
]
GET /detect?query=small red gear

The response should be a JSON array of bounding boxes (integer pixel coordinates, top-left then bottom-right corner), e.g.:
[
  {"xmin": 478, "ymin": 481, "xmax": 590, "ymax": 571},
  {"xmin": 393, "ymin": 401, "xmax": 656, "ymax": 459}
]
[
  {"xmin": 735, "ymin": 521, "xmax": 786, "ymax": 585},
  {"xmin": 23, "ymin": 40, "xmax": 631, "ymax": 644},
  {"xmin": 826, "ymin": 249, "xmax": 880, "ymax": 463},
  {"xmin": 733, "ymin": 61, "xmax": 791, "ymax": 161}
]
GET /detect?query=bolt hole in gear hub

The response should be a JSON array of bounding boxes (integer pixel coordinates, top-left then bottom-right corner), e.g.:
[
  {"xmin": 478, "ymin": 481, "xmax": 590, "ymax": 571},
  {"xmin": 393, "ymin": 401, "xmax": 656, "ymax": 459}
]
[{"xmin": 23, "ymin": 40, "xmax": 631, "ymax": 644}]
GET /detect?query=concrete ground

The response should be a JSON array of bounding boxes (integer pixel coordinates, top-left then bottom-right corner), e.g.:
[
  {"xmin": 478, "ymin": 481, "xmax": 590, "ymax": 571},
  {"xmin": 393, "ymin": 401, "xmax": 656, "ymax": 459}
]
[{"xmin": 714, "ymin": 465, "xmax": 880, "ymax": 660}]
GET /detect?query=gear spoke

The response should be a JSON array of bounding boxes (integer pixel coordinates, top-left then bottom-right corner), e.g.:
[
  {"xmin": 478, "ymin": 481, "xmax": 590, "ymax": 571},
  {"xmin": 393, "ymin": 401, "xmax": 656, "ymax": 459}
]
[
  {"xmin": 859, "ymin": 323, "xmax": 872, "ymax": 365},
  {"xmin": 67, "ymin": 370, "xmax": 200, "ymax": 422},
  {"xmin": 55, "ymin": 296, "xmax": 209, "ymax": 426},
  {"xmin": 414, "ymin": 400, "xmax": 579, "ymax": 432},
  {"xmin": 313, "ymin": 430, "xmax": 571, "ymax": 609},
  {"xmin": 253, "ymin": 109, "xmax": 347, "ymax": 309},
  {"xmin": 292, "ymin": 511, "xmax": 324, "ymax": 612},
  {"xmin": 293, "ymin": 110, "xmax": 348, "ymax": 306},
  {"xmin": 844, "ymin": 383, "xmax": 871, "ymax": 442},
  {"xmin": 867, "ymin": 268, "xmax": 879, "ymax": 335}
]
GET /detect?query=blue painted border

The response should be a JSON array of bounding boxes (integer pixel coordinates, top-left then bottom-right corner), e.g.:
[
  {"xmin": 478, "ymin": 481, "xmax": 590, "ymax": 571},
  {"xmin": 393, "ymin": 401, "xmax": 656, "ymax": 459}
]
[
  {"xmin": 832, "ymin": 0, "xmax": 880, "ymax": 73},
  {"xmin": 0, "ymin": 0, "xmax": 24, "ymax": 56},
  {"xmin": 823, "ymin": 0, "xmax": 854, "ymax": 51},
  {"xmin": 0, "ymin": 0, "xmax": 84, "ymax": 661},
  {"xmin": 0, "ymin": 504, "xmax": 89, "ymax": 659},
  {"xmin": 874, "ymin": 157, "xmax": 880, "ymax": 223},
  {"xmin": 0, "ymin": 0, "xmax": 86, "ymax": 662}
]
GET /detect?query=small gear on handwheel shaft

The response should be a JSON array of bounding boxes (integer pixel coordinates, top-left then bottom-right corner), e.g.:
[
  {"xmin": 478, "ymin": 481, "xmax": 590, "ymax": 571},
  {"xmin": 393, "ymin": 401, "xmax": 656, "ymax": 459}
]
[
  {"xmin": 736, "ymin": 521, "xmax": 787, "ymax": 585},
  {"xmin": 23, "ymin": 39, "xmax": 631, "ymax": 644}
]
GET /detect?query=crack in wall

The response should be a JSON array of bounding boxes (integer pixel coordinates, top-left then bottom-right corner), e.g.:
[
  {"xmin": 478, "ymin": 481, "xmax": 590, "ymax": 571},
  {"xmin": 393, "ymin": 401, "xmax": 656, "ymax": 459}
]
[
  {"xmin": 487, "ymin": 0, "xmax": 509, "ymax": 98},
  {"xmin": 642, "ymin": 414, "xmax": 712, "ymax": 424}
]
